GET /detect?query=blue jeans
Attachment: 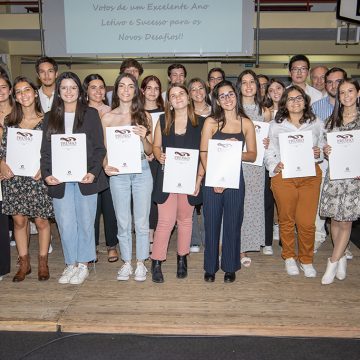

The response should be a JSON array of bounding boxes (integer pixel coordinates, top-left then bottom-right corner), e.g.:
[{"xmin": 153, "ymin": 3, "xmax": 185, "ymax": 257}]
[
  {"xmin": 109, "ymin": 159, "xmax": 152, "ymax": 262},
  {"xmin": 53, "ymin": 183, "xmax": 97, "ymax": 265}
]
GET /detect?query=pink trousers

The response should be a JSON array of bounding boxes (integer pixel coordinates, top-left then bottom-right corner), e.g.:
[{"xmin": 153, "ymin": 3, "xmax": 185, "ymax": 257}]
[{"xmin": 151, "ymin": 193, "xmax": 194, "ymax": 261}]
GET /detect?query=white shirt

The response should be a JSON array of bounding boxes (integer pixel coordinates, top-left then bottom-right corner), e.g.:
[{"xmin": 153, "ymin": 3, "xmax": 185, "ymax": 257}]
[
  {"xmin": 64, "ymin": 112, "xmax": 75, "ymax": 134},
  {"xmin": 304, "ymin": 84, "xmax": 323, "ymax": 105},
  {"xmin": 265, "ymin": 118, "xmax": 325, "ymax": 177},
  {"xmin": 38, "ymin": 87, "xmax": 54, "ymax": 113}
]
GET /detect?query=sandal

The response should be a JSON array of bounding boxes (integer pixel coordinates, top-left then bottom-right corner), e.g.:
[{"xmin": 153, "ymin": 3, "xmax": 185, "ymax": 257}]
[
  {"xmin": 241, "ymin": 256, "xmax": 252, "ymax": 268},
  {"xmin": 107, "ymin": 247, "xmax": 119, "ymax": 263}
]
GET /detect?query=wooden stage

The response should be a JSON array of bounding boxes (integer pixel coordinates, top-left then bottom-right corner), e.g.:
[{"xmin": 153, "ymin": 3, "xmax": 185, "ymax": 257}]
[{"xmin": 0, "ymin": 226, "xmax": 359, "ymax": 338}]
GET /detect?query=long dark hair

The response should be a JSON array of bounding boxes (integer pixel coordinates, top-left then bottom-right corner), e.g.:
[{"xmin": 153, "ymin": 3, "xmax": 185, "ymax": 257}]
[
  {"xmin": 0, "ymin": 74, "xmax": 13, "ymax": 107},
  {"xmin": 211, "ymin": 80, "xmax": 247, "ymax": 131},
  {"xmin": 140, "ymin": 75, "xmax": 164, "ymax": 111},
  {"xmin": 46, "ymin": 72, "xmax": 87, "ymax": 137},
  {"xmin": 236, "ymin": 69, "xmax": 264, "ymax": 116},
  {"xmin": 112, "ymin": 73, "xmax": 150, "ymax": 131},
  {"xmin": 82, "ymin": 73, "xmax": 109, "ymax": 106},
  {"xmin": 275, "ymin": 85, "xmax": 316, "ymax": 124},
  {"xmin": 6, "ymin": 76, "xmax": 42, "ymax": 127},
  {"xmin": 326, "ymin": 78, "xmax": 360, "ymax": 130},
  {"xmin": 263, "ymin": 78, "xmax": 286, "ymax": 108},
  {"xmin": 164, "ymin": 83, "xmax": 197, "ymax": 136}
]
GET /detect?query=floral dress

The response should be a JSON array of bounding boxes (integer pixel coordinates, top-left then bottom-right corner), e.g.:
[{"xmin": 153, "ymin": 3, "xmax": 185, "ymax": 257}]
[
  {"xmin": 0, "ymin": 121, "xmax": 54, "ymax": 218},
  {"xmin": 320, "ymin": 114, "xmax": 360, "ymax": 222}
]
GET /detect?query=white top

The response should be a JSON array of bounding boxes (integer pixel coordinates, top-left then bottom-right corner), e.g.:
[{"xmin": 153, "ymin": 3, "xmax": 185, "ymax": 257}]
[
  {"xmin": 304, "ymin": 84, "xmax": 323, "ymax": 105},
  {"xmin": 265, "ymin": 118, "xmax": 325, "ymax": 177},
  {"xmin": 38, "ymin": 87, "xmax": 54, "ymax": 113},
  {"xmin": 64, "ymin": 112, "xmax": 75, "ymax": 134}
]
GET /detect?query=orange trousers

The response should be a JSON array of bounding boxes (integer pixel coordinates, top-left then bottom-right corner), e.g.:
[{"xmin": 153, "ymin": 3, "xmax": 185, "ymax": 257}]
[{"xmin": 271, "ymin": 165, "xmax": 322, "ymax": 264}]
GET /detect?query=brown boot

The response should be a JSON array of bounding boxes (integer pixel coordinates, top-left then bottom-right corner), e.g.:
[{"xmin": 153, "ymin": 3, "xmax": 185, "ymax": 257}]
[
  {"xmin": 13, "ymin": 254, "xmax": 31, "ymax": 282},
  {"xmin": 38, "ymin": 254, "xmax": 50, "ymax": 281}
]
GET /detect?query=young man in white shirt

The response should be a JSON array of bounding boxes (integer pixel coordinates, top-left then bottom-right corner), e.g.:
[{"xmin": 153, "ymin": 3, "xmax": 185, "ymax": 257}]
[
  {"xmin": 288, "ymin": 54, "xmax": 322, "ymax": 105},
  {"xmin": 162, "ymin": 63, "xmax": 187, "ymax": 100},
  {"xmin": 106, "ymin": 58, "xmax": 144, "ymax": 104},
  {"xmin": 36, "ymin": 56, "xmax": 58, "ymax": 113}
]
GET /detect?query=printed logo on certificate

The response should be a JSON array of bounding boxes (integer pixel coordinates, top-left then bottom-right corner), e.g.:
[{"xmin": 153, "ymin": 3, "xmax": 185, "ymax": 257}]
[
  {"xmin": 205, "ymin": 139, "xmax": 243, "ymax": 189},
  {"xmin": 279, "ymin": 131, "xmax": 316, "ymax": 179},
  {"xmin": 327, "ymin": 130, "xmax": 360, "ymax": 180},
  {"xmin": 106, "ymin": 126, "xmax": 142, "ymax": 174},
  {"xmin": 6, "ymin": 128, "xmax": 43, "ymax": 177},
  {"xmin": 51, "ymin": 134, "xmax": 87, "ymax": 182},
  {"xmin": 163, "ymin": 147, "xmax": 199, "ymax": 195}
]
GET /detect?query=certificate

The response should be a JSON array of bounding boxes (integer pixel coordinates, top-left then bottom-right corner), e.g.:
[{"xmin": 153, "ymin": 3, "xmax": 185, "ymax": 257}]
[
  {"xmin": 106, "ymin": 126, "xmax": 142, "ymax": 174},
  {"xmin": 163, "ymin": 147, "xmax": 199, "ymax": 195},
  {"xmin": 243, "ymin": 121, "xmax": 270, "ymax": 167},
  {"xmin": 51, "ymin": 133, "xmax": 87, "ymax": 182},
  {"xmin": 279, "ymin": 130, "xmax": 315, "ymax": 178},
  {"xmin": 6, "ymin": 128, "xmax": 43, "ymax": 177},
  {"xmin": 327, "ymin": 130, "xmax": 360, "ymax": 180},
  {"xmin": 150, "ymin": 112, "xmax": 164, "ymax": 136},
  {"xmin": 205, "ymin": 139, "xmax": 243, "ymax": 189}
]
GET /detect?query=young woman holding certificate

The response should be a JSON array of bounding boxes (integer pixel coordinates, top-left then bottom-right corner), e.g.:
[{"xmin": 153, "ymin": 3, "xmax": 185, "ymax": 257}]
[
  {"xmin": 41, "ymin": 72, "xmax": 107, "ymax": 285},
  {"xmin": 200, "ymin": 80, "xmax": 257, "ymax": 283},
  {"xmin": 265, "ymin": 85, "xmax": 324, "ymax": 278},
  {"xmin": 236, "ymin": 70, "xmax": 271, "ymax": 263},
  {"xmin": 151, "ymin": 83, "xmax": 204, "ymax": 283},
  {"xmin": 141, "ymin": 75, "xmax": 164, "ymax": 254},
  {"xmin": 320, "ymin": 78, "xmax": 360, "ymax": 285},
  {"xmin": 102, "ymin": 73, "xmax": 153, "ymax": 282},
  {"xmin": 0, "ymin": 73, "xmax": 13, "ymax": 280},
  {"xmin": 0, "ymin": 76, "xmax": 54, "ymax": 282},
  {"xmin": 83, "ymin": 74, "xmax": 119, "ymax": 263}
]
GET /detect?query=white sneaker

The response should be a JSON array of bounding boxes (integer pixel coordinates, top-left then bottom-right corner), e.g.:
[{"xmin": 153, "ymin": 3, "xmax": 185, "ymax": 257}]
[
  {"xmin": 285, "ymin": 258, "xmax": 299, "ymax": 276},
  {"xmin": 0, "ymin": 276, "xmax": 3, "ymax": 281},
  {"xmin": 10, "ymin": 240, "xmax": 16, "ymax": 247},
  {"xmin": 30, "ymin": 222, "xmax": 38, "ymax": 235},
  {"xmin": 262, "ymin": 246, "xmax": 273, "ymax": 255},
  {"xmin": 134, "ymin": 262, "xmax": 147, "ymax": 282},
  {"xmin": 190, "ymin": 245, "xmax": 200, "ymax": 253},
  {"xmin": 69, "ymin": 263, "xmax": 89, "ymax": 285},
  {"xmin": 117, "ymin": 262, "xmax": 133, "ymax": 281},
  {"xmin": 345, "ymin": 247, "xmax": 353, "ymax": 260},
  {"xmin": 58, "ymin": 265, "xmax": 78, "ymax": 284},
  {"xmin": 300, "ymin": 263, "xmax": 317, "ymax": 278},
  {"xmin": 48, "ymin": 243, "xmax": 53, "ymax": 254},
  {"xmin": 273, "ymin": 224, "xmax": 279, "ymax": 240}
]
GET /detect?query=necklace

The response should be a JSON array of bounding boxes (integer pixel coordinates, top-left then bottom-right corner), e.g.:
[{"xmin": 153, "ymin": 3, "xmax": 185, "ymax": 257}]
[
  {"xmin": 343, "ymin": 112, "xmax": 357, "ymax": 117},
  {"xmin": 195, "ymin": 103, "xmax": 209, "ymax": 113}
]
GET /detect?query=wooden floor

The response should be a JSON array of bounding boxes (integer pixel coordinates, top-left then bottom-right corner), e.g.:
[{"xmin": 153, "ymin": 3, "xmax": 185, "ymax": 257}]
[{"xmin": 0, "ymin": 225, "xmax": 359, "ymax": 338}]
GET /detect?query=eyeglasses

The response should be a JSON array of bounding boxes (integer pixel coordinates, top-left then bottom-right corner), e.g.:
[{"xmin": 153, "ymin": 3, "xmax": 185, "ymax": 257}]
[
  {"xmin": 218, "ymin": 91, "xmax": 236, "ymax": 101},
  {"xmin": 287, "ymin": 95, "xmax": 304, "ymax": 103},
  {"xmin": 290, "ymin": 67, "xmax": 308, "ymax": 73},
  {"xmin": 325, "ymin": 79, "xmax": 342, "ymax": 86}
]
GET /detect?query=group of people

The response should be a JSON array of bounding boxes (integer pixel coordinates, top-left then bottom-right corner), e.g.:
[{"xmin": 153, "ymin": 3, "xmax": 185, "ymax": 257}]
[{"xmin": 0, "ymin": 54, "xmax": 358, "ymax": 286}]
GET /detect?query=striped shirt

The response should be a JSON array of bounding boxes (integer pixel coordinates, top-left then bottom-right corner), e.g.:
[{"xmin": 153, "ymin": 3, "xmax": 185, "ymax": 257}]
[{"xmin": 312, "ymin": 96, "xmax": 334, "ymax": 123}]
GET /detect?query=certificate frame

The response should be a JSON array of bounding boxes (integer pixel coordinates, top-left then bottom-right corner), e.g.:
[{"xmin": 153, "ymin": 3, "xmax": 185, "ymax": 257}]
[
  {"xmin": 163, "ymin": 147, "xmax": 199, "ymax": 195},
  {"xmin": 51, "ymin": 133, "xmax": 87, "ymax": 182},
  {"xmin": 6, "ymin": 128, "xmax": 43, "ymax": 177}
]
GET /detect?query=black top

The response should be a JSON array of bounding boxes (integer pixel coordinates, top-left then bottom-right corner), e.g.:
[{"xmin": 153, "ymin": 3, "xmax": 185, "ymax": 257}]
[
  {"xmin": 40, "ymin": 107, "xmax": 108, "ymax": 199},
  {"xmin": 213, "ymin": 117, "xmax": 245, "ymax": 144},
  {"xmin": 152, "ymin": 114, "xmax": 204, "ymax": 205}
]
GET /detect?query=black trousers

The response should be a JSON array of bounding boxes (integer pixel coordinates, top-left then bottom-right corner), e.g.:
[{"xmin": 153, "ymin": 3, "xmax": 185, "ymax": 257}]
[
  {"xmin": 0, "ymin": 201, "xmax": 10, "ymax": 276},
  {"xmin": 264, "ymin": 170, "xmax": 275, "ymax": 246},
  {"xmin": 94, "ymin": 188, "xmax": 118, "ymax": 247},
  {"xmin": 203, "ymin": 172, "xmax": 245, "ymax": 274}
]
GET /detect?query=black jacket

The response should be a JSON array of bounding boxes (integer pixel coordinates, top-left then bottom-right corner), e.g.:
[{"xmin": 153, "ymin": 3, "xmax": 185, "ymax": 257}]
[{"xmin": 40, "ymin": 107, "xmax": 108, "ymax": 199}]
